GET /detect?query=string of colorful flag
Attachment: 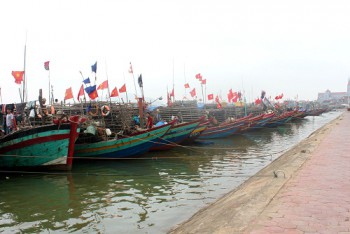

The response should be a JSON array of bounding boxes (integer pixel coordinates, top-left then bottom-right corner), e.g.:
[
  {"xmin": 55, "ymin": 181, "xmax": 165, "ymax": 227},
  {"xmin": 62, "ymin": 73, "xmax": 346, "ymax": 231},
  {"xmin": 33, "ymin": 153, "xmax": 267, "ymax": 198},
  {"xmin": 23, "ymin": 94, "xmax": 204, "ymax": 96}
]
[{"xmin": 10, "ymin": 61, "xmax": 284, "ymax": 105}]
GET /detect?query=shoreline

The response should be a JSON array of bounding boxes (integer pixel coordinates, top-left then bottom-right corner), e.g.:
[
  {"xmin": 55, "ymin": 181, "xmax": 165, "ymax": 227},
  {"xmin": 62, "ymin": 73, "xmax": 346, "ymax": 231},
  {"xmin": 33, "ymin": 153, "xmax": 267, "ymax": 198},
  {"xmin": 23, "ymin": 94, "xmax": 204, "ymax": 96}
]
[{"xmin": 169, "ymin": 112, "xmax": 344, "ymax": 234}]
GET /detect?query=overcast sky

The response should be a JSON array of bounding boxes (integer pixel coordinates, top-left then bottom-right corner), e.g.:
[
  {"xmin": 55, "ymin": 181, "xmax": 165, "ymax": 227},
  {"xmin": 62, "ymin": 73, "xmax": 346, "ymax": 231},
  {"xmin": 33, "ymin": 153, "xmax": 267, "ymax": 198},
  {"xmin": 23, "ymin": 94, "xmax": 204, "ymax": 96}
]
[{"xmin": 1, "ymin": 0, "xmax": 350, "ymax": 104}]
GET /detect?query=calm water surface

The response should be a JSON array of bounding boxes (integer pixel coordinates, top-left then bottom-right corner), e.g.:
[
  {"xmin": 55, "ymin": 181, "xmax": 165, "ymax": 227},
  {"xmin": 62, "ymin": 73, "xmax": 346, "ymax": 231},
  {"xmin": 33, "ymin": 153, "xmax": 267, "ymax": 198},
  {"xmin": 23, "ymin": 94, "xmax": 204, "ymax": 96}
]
[{"xmin": 0, "ymin": 111, "xmax": 343, "ymax": 233}]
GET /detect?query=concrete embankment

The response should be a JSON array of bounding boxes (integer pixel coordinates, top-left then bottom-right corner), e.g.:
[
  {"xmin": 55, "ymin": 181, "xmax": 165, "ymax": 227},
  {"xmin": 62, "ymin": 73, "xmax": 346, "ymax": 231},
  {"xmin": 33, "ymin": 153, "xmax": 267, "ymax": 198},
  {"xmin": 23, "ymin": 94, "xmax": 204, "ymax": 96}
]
[{"xmin": 169, "ymin": 111, "xmax": 349, "ymax": 234}]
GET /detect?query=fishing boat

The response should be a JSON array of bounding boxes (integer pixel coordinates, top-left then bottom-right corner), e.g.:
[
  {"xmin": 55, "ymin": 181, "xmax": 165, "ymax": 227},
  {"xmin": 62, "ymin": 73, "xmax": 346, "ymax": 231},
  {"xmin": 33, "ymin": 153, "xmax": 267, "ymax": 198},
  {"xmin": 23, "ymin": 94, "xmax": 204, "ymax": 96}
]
[
  {"xmin": 264, "ymin": 111, "xmax": 295, "ymax": 128},
  {"xmin": 241, "ymin": 112, "xmax": 276, "ymax": 132},
  {"xmin": 0, "ymin": 115, "xmax": 82, "ymax": 171},
  {"xmin": 149, "ymin": 117, "xmax": 204, "ymax": 151},
  {"xmin": 74, "ymin": 122, "xmax": 172, "ymax": 159},
  {"xmin": 197, "ymin": 120, "xmax": 245, "ymax": 139},
  {"xmin": 181, "ymin": 122, "xmax": 208, "ymax": 145}
]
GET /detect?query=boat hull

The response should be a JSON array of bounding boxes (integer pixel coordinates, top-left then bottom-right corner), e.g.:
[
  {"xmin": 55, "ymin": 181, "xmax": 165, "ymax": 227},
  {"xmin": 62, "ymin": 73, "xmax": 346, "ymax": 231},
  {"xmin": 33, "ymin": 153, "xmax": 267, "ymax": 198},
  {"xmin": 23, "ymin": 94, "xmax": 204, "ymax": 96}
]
[
  {"xmin": 74, "ymin": 124, "xmax": 172, "ymax": 158},
  {"xmin": 198, "ymin": 122, "xmax": 244, "ymax": 139},
  {"xmin": 0, "ymin": 123, "xmax": 78, "ymax": 170},
  {"xmin": 150, "ymin": 119, "xmax": 203, "ymax": 151}
]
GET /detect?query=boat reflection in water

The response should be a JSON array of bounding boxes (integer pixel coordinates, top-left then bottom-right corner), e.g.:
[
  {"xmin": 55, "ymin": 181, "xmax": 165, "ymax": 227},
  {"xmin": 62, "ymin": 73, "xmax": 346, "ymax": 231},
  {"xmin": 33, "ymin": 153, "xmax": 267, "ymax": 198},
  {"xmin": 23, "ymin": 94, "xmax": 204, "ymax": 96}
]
[{"xmin": 0, "ymin": 111, "xmax": 343, "ymax": 233}]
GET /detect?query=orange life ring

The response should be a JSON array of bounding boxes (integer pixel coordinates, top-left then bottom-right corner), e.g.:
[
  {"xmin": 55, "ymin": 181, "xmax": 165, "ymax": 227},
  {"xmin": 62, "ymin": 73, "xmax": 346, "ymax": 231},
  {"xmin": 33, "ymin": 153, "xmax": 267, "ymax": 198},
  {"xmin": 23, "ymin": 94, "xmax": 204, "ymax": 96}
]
[{"xmin": 101, "ymin": 105, "xmax": 110, "ymax": 117}]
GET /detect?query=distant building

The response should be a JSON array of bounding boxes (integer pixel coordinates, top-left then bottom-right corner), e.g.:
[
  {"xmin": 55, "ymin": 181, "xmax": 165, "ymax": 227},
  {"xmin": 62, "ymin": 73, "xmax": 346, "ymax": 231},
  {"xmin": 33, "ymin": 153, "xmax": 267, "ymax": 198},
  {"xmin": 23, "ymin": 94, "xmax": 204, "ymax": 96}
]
[{"xmin": 317, "ymin": 79, "xmax": 350, "ymax": 104}]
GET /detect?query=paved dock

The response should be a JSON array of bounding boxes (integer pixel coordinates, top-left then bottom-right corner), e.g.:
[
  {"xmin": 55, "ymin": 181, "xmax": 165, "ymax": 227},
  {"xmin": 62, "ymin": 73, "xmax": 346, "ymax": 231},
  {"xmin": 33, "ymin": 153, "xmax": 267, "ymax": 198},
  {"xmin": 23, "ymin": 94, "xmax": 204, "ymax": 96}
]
[{"xmin": 170, "ymin": 111, "xmax": 350, "ymax": 234}]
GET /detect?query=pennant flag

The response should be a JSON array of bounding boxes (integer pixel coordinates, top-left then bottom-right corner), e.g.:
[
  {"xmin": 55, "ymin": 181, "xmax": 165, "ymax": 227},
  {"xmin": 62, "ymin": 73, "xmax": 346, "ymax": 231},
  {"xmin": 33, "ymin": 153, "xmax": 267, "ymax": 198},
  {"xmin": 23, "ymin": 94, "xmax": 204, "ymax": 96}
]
[
  {"xmin": 110, "ymin": 87, "xmax": 119, "ymax": 97},
  {"xmin": 64, "ymin": 87, "xmax": 74, "ymax": 100},
  {"xmin": 128, "ymin": 62, "xmax": 133, "ymax": 74},
  {"xmin": 44, "ymin": 61, "xmax": 50, "ymax": 70},
  {"xmin": 184, "ymin": 83, "xmax": 190, "ymax": 88},
  {"xmin": 97, "ymin": 80, "xmax": 108, "ymax": 90},
  {"xmin": 190, "ymin": 88, "xmax": 196, "ymax": 97},
  {"xmin": 208, "ymin": 94, "xmax": 214, "ymax": 100},
  {"xmin": 83, "ymin": 77, "xmax": 91, "ymax": 84},
  {"xmin": 119, "ymin": 84, "xmax": 127, "ymax": 93},
  {"xmin": 195, "ymin": 73, "xmax": 202, "ymax": 81},
  {"xmin": 91, "ymin": 62, "xmax": 97, "ymax": 73},
  {"xmin": 138, "ymin": 74, "xmax": 143, "ymax": 88},
  {"xmin": 85, "ymin": 85, "xmax": 98, "ymax": 100},
  {"xmin": 201, "ymin": 79, "xmax": 206, "ymax": 85},
  {"xmin": 12, "ymin": 71, "xmax": 24, "ymax": 84},
  {"xmin": 77, "ymin": 84, "xmax": 84, "ymax": 101},
  {"xmin": 170, "ymin": 88, "xmax": 174, "ymax": 97}
]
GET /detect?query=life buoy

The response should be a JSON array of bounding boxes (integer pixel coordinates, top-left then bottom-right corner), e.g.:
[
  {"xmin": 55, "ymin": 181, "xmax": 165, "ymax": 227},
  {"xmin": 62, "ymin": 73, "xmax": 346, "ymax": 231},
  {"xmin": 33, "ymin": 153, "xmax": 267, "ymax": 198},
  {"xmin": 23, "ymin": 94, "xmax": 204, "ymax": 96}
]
[
  {"xmin": 88, "ymin": 104, "xmax": 99, "ymax": 117},
  {"xmin": 101, "ymin": 105, "xmax": 110, "ymax": 117}
]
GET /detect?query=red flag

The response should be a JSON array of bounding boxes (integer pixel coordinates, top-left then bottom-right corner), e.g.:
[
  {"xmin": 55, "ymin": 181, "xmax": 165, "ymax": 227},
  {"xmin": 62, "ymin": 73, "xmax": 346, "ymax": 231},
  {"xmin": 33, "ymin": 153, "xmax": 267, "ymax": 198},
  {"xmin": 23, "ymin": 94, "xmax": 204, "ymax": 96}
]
[
  {"xmin": 215, "ymin": 95, "xmax": 222, "ymax": 109},
  {"xmin": 201, "ymin": 79, "xmax": 206, "ymax": 85},
  {"xmin": 97, "ymin": 80, "xmax": 108, "ymax": 90},
  {"xmin": 170, "ymin": 88, "xmax": 174, "ymax": 97},
  {"xmin": 64, "ymin": 87, "xmax": 74, "ymax": 100},
  {"xmin": 195, "ymin": 73, "xmax": 202, "ymax": 80},
  {"xmin": 232, "ymin": 92, "xmax": 238, "ymax": 103},
  {"xmin": 119, "ymin": 84, "xmax": 127, "ymax": 93},
  {"xmin": 44, "ymin": 61, "xmax": 50, "ymax": 70},
  {"xmin": 208, "ymin": 94, "xmax": 214, "ymax": 100},
  {"xmin": 88, "ymin": 90, "xmax": 98, "ymax": 100},
  {"xmin": 110, "ymin": 87, "xmax": 119, "ymax": 97},
  {"xmin": 184, "ymin": 83, "xmax": 190, "ymax": 88},
  {"xmin": 167, "ymin": 92, "xmax": 173, "ymax": 107},
  {"xmin": 12, "ymin": 71, "xmax": 24, "ymax": 84},
  {"xmin": 77, "ymin": 85, "xmax": 84, "ymax": 101},
  {"xmin": 128, "ymin": 62, "xmax": 133, "ymax": 74},
  {"xmin": 227, "ymin": 89, "xmax": 233, "ymax": 102},
  {"xmin": 190, "ymin": 88, "xmax": 196, "ymax": 97},
  {"xmin": 215, "ymin": 95, "xmax": 220, "ymax": 103}
]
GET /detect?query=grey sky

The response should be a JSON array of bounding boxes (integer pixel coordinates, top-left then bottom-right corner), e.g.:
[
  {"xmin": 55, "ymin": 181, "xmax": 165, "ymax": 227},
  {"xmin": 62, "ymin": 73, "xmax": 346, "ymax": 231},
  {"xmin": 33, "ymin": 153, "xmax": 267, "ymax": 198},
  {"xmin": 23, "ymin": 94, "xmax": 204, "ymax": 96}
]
[{"xmin": 1, "ymin": 0, "xmax": 349, "ymax": 104}]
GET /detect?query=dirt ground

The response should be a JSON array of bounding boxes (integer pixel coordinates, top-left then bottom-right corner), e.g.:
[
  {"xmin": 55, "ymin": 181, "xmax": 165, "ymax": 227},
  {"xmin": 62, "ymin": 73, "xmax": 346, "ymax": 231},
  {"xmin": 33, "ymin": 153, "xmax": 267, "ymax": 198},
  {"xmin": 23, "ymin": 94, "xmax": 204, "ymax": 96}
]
[{"xmin": 169, "ymin": 113, "xmax": 344, "ymax": 234}]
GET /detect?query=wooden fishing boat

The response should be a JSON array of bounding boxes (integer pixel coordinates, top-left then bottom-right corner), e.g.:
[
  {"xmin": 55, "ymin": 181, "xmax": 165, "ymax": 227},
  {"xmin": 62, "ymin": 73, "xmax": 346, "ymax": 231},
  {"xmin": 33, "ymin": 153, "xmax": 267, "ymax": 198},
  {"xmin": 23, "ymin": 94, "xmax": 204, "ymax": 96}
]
[
  {"xmin": 74, "ymin": 122, "xmax": 172, "ymax": 159},
  {"xmin": 0, "ymin": 115, "xmax": 82, "ymax": 171},
  {"xmin": 149, "ymin": 117, "xmax": 204, "ymax": 151},
  {"xmin": 264, "ymin": 111, "xmax": 295, "ymax": 128},
  {"xmin": 197, "ymin": 121, "xmax": 245, "ymax": 139},
  {"xmin": 181, "ymin": 122, "xmax": 208, "ymax": 145},
  {"xmin": 305, "ymin": 108, "xmax": 325, "ymax": 117},
  {"xmin": 243, "ymin": 112, "xmax": 276, "ymax": 131}
]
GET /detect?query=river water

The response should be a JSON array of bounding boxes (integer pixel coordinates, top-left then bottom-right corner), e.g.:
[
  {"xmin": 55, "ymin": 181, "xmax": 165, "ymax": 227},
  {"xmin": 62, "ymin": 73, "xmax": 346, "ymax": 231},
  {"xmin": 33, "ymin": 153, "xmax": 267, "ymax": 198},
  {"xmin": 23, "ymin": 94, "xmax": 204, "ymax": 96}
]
[{"xmin": 0, "ymin": 111, "xmax": 343, "ymax": 233}]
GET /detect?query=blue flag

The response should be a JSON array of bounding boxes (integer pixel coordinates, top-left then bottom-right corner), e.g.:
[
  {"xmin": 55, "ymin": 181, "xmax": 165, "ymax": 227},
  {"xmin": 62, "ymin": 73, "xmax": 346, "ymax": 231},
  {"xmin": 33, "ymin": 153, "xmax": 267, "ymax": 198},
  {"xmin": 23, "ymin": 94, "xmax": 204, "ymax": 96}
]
[
  {"xmin": 91, "ymin": 62, "xmax": 97, "ymax": 73},
  {"xmin": 83, "ymin": 77, "xmax": 91, "ymax": 84},
  {"xmin": 85, "ymin": 85, "xmax": 96, "ymax": 94}
]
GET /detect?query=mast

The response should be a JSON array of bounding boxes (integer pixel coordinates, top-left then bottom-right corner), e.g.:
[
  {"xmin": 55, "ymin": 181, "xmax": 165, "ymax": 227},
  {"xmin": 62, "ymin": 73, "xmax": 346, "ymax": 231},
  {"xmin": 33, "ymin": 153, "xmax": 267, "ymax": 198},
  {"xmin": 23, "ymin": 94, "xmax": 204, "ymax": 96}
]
[
  {"xmin": 23, "ymin": 35, "xmax": 27, "ymax": 103},
  {"xmin": 172, "ymin": 58, "xmax": 175, "ymax": 102}
]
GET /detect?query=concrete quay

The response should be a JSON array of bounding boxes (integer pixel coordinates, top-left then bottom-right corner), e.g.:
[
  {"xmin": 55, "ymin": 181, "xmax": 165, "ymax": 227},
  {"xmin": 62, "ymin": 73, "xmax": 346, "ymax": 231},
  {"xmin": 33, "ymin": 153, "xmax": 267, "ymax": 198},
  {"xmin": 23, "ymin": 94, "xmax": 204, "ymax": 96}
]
[{"xmin": 170, "ymin": 111, "xmax": 350, "ymax": 234}]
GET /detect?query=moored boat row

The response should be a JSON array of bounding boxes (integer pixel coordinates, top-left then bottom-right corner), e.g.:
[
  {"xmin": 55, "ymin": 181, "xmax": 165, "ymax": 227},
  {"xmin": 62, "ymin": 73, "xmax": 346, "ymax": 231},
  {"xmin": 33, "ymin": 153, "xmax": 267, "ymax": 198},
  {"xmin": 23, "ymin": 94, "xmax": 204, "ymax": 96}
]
[{"xmin": 0, "ymin": 102, "xmax": 328, "ymax": 172}]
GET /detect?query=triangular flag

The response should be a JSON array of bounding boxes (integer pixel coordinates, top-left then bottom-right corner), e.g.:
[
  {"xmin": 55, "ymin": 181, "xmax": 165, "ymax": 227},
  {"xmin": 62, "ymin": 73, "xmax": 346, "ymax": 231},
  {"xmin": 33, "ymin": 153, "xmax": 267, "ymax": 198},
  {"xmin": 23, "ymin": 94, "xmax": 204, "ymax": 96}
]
[
  {"xmin": 97, "ymin": 80, "xmax": 108, "ymax": 90},
  {"xmin": 119, "ymin": 84, "xmax": 126, "ymax": 93},
  {"xmin": 110, "ymin": 87, "xmax": 119, "ymax": 97},
  {"xmin": 77, "ymin": 85, "xmax": 84, "ymax": 101}
]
